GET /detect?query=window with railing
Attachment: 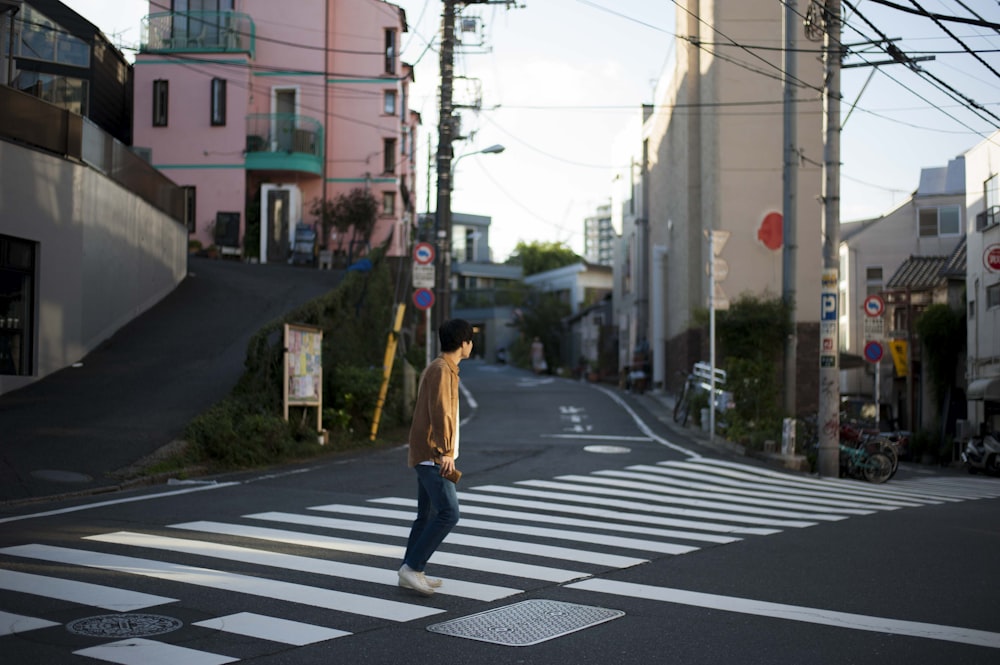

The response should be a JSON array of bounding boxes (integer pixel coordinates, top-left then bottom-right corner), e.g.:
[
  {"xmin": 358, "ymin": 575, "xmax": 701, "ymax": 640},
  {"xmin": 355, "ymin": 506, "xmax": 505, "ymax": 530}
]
[
  {"xmin": 976, "ymin": 206, "xmax": 999, "ymax": 232},
  {"xmin": 17, "ymin": 6, "xmax": 90, "ymax": 67}
]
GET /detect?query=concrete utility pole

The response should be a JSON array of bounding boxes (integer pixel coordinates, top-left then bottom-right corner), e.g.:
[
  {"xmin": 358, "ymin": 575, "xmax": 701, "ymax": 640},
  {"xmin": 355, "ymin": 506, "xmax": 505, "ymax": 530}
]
[
  {"xmin": 433, "ymin": 0, "xmax": 459, "ymax": 339},
  {"xmin": 782, "ymin": 0, "xmax": 798, "ymax": 418},
  {"xmin": 817, "ymin": 0, "xmax": 842, "ymax": 478}
]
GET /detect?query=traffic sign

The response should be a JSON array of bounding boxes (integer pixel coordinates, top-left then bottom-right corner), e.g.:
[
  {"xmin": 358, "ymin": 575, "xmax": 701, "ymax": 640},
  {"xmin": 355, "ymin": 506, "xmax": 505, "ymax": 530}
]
[
  {"xmin": 412, "ymin": 263, "xmax": 435, "ymax": 288},
  {"xmin": 863, "ymin": 316, "xmax": 884, "ymax": 339},
  {"xmin": 412, "ymin": 288, "xmax": 435, "ymax": 310},
  {"xmin": 413, "ymin": 242, "xmax": 435, "ymax": 265},
  {"xmin": 864, "ymin": 340, "xmax": 884, "ymax": 364},
  {"xmin": 984, "ymin": 243, "xmax": 1000, "ymax": 272},
  {"xmin": 863, "ymin": 294, "xmax": 885, "ymax": 318}
]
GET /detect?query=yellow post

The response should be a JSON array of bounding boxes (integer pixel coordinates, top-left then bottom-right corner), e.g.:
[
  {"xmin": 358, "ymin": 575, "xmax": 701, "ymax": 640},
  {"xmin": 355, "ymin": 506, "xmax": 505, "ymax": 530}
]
[{"xmin": 370, "ymin": 303, "xmax": 406, "ymax": 441}]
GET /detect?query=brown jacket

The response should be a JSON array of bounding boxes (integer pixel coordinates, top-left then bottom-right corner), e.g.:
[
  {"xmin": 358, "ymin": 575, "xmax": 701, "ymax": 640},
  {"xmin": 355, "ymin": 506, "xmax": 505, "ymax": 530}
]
[{"xmin": 407, "ymin": 355, "xmax": 460, "ymax": 467}]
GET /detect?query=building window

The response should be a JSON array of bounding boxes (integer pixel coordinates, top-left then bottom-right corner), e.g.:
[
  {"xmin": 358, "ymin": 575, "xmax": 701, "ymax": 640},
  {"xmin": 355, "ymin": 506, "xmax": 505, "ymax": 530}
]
[
  {"xmin": 382, "ymin": 191, "xmax": 395, "ymax": 216},
  {"xmin": 384, "ymin": 90, "xmax": 396, "ymax": 115},
  {"xmin": 385, "ymin": 29, "xmax": 396, "ymax": 73},
  {"xmin": 18, "ymin": 6, "xmax": 90, "ymax": 67},
  {"xmin": 383, "ymin": 138, "xmax": 396, "ymax": 174},
  {"xmin": 918, "ymin": 206, "xmax": 960, "ymax": 237},
  {"xmin": 0, "ymin": 235, "xmax": 36, "ymax": 376},
  {"xmin": 210, "ymin": 78, "xmax": 226, "ymax": 126},
  {"xmin": 13, "ymin": 71, "xmax": 89, "ymax": 115},
  {"xmin": 988, "ymin": 283, "xmax": 1000, "ymax": 310},
  {"xmin": 865, "ymin": 266, "xmax": 883, "ymax": 297},
  {"xmin": 153, "ymin": 79, "xmax": 169, "ymax": 126}
]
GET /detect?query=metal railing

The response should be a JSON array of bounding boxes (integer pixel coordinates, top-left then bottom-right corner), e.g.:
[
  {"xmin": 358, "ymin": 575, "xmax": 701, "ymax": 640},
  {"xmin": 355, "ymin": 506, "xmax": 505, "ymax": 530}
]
[
  {"xmin": 245, "ymin": 113, "xmax": 323, "ymax": 158},
  {"xmin": 141, "ymin": 11, "xmax": 255, "ymax": 56}
]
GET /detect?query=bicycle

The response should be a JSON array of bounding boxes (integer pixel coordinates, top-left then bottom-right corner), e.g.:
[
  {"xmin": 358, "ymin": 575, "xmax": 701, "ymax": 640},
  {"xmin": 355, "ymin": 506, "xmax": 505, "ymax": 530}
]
[
  {"xmin": 839, "ymin": 440, "xmax": 893, "ymax": 483},
  {"xmin": 673, "ymin": 370, "xmax": 695, "ymax": 426}
]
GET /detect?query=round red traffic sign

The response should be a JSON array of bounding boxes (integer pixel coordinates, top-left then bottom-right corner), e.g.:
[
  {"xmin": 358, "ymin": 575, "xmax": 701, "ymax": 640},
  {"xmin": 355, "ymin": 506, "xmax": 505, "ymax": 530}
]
[
  {"xmin": 413, "ymin": 242, "xmax": 435, "ymax": 265},
  {"xmin": 863, "ymin": 294, "xmax": 885, "ymax": 317},
  {"xmin": 413, "ymin": 288, "xmax": 435, "ymax": 310},
  {"xmin": 864, "ymin": 340, "xmax": 884, "ymax": 364},
  {"xmin": 984, "ymin": 243, "xmax": 1000, "ymax": 273}
]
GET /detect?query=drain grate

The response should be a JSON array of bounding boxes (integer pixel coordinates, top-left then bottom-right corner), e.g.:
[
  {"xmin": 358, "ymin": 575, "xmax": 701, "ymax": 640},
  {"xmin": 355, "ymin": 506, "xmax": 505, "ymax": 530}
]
[
  {"xmin": 66, "ymin": 614, "xmax": 183, "ymax": 638},
  {"xmin": 426, "ymin": 599, "xmax": 624, "ymax": 647}
]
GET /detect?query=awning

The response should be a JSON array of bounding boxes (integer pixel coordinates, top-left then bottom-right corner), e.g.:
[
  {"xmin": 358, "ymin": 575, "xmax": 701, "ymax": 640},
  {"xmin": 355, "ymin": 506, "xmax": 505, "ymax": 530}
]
[{"xmin": 967, "ymin": 377, "xmax": 1000, "ymax": 402}]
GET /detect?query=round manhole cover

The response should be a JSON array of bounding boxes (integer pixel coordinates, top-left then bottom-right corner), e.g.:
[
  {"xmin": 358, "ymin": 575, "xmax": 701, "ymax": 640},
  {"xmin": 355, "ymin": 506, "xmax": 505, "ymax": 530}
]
[
  {"xmin": 583, "ymin": 445, "xmax": 631, "ymax": 454},
  {"xmin": 66, "ymin": 614, "xmax": 183, "ymax": 638}
]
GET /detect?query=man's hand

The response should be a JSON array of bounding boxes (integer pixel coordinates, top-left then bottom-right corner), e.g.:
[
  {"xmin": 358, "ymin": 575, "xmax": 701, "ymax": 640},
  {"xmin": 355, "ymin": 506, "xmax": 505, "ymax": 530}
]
[{"xmin": 438, "ymin": 455, "xmax": 455, "ymax": 477}]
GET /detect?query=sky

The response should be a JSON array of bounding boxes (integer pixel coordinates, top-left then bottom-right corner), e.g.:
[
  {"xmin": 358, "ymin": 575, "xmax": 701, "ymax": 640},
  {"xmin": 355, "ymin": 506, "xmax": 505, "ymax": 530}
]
[{"xmin": 62, "ymin": 1, "xmax": 1000, "ymax": 262}]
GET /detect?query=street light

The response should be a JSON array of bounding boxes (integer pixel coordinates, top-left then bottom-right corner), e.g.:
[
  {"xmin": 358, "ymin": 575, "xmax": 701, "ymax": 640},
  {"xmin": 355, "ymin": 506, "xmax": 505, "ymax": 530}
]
[{"xmin": 434, "ymin": 143, "xmax": 505, "ymax": 341}]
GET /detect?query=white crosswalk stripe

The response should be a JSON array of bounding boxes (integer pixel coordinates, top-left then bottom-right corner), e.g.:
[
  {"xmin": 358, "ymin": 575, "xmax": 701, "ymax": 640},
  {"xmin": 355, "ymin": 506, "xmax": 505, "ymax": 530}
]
[{"xmin": 3, "ymin": 457, "xmax": 999, "ymax": 661}]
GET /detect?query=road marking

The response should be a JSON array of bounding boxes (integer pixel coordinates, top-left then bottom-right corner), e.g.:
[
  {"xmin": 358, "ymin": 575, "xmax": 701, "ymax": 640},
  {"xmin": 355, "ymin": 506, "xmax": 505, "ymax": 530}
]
[
  {"xmin": 247, "ymin": 511, "xmax": 647, "ymax": 569},
  {"xmin": 0, "ymin": 610, "xmax": 60, "ymax": 636},
  {"xmin": 1, "ymin": 544, "xmax": 442, "ymax": 622},
  {"xmin": 471, "ymin": 483, "xmax": 819, "ymax": 528},
  {"xmin": 369, "ymin": 497, "xmax": 741, "ymax": 544},
  {"xmin": 309, "ymin": 504, "xmax": 699, "ymax": 555},
  {"xmin": 74, "ymin": 638, "xmax": 238, "ymax": 665},
  {"xmin": 541, "ymin": 434, "xmax": 652, "ymax": 441},
  {"xmin": 559, "ymin": 473, "xmax": 877, "ymax": 516},
  {"xmin": 0, "ymin": 569, "xmax": 176, "ymax": 611},
  {"xmin": 193, "ymin": 612, "xmax": 350, "ymax": 645},
  {"xmin": 173, "ymin": 520, "xmax": 585, "ymax": 583},
  {"xmin": 452, "ymin": 491, "xmax": 780, "ymax": 535},
  {"xmin": 86, "ymin": 530, "xmax": 519, "ymax": 602},
  {"xmin": 0, "ymin": 482, "xmax": 241, "ymax": 525},
  {"xmin": 592, "ymin": 384, "xmax": 698, "ymax": 456},
  {"xmin": 569, "ymin": 578, "xmax": 1000, "ymax": 649}
]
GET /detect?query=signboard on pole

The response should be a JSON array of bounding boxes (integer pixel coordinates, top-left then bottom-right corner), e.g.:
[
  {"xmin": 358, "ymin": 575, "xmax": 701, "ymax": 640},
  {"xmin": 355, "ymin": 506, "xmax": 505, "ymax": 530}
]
[
  {"xmin": 863, "ymin": 340, "xmax": 884, "ymax": 364},
  {"xmin": 413, "ymin": 288, "xmax": 435, "ymax": 311},
  {"xmin": 863, "ymin": 294, "xmax": 885, "ymax": 317},
  {"xmin": 413, "ymin": 242, "xmax": 435, "ymax": 265},
  {"xmin": 412, "ymin": 263, "xmax": 435, "ymax": 288}
]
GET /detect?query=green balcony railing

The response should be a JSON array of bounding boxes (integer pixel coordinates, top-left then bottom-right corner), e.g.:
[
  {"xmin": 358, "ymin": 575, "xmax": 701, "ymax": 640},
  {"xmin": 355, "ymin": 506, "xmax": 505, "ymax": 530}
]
[
  {"xmin": 140, "ymin": 11, "xmax": 255, "ymax": 57},
  {"xmin": 245, "ymin": 113, "xmax": 324, "ymax": 175}
]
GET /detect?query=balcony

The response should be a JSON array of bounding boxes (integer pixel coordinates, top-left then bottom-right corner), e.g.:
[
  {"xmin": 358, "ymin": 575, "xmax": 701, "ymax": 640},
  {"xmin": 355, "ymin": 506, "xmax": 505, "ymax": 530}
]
[
  {"xmin": 141, "ymin": 11, "xmax": 255, "ymax": 57},
  {"xmin": 245, "ymin": 114, "xmax": 324, "ymax": 175}
]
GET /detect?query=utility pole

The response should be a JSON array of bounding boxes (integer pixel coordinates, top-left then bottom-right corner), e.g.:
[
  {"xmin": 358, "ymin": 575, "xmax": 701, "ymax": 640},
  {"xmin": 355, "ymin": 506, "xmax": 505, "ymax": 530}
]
[
  {"xmin": 433, "ymin": 0, "xmax": 459, "ymax": 340},
  {"xmin": 782, "ymin": 0, "xmax": 798, "ymax": 419},
  {"xmin": 817, "ymin": 0, "xmax": 842, "ymax": 478}
]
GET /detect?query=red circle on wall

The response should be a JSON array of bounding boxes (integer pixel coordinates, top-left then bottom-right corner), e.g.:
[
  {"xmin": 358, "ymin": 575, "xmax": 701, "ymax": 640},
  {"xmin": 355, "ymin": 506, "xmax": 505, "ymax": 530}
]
[
  {"xmin": 758, "ymin": 212, "xmax": 783, "ymax": 251},
  {"xmin": 985, "ymin": 243, "xmax": 1000, "ymax": 272}
]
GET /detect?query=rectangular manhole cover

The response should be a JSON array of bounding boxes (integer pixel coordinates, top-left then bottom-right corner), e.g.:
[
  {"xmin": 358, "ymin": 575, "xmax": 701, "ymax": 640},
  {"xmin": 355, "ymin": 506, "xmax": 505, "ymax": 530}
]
[{"xmin": 426, "ymin": 599, "xmax": 624, "ymax": 647}]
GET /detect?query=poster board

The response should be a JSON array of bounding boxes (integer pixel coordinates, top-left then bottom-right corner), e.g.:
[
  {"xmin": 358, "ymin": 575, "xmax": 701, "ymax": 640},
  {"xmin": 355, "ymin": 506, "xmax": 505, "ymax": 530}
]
[{"xmin": 283, "ymin": 323, "xmax": 323, "ymax": 432}]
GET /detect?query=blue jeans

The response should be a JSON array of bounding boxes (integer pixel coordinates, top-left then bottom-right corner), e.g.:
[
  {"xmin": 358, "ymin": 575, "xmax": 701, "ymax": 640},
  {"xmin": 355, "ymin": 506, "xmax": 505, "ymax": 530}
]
[{"xmin": 403, "ymin": 464, "xmax": 460, "ymax": 572}]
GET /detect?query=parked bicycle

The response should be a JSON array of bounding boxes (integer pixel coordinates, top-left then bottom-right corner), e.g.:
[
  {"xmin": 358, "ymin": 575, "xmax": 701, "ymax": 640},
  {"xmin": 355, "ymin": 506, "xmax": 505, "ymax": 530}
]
[
  {"xmin": 839, "ymin": 439, "xmax": 894, "ymax": 483},
  {"xmin": 797, "ymin": 413, "xmax": 896, "ymax": 483},
  {"xmin": 673, "ymin": 363, "xmax": 733, "ymax": 427}
]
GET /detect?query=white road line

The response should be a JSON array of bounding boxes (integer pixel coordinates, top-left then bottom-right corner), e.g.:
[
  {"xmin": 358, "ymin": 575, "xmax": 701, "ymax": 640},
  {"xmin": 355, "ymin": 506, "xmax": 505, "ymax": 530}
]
[
  {"xmin": 626, "ymin": 464, "xmax": 922, "ymax": 509},
  {"xmin": 0, "ymin": 568, "xmax": 176, "ymax": 611},
  {"xmin": 74, "ymin": 638, "xmax": 238, "ymax": 665},
  {"xmin": 0, "ymin": 482, "xmax": 241, "ymax": 525},
  {"xmin": 473, "ymin": 483, "xmax": 819, "ymax": 528},
  {"xmin": 172, "ymin": 520, "xmax": 586, "ymax": 583},
  {"xmin": 1, "ymin": 544, "xmax": 441, "ymax": 623},
  {"xmin": 554, "ymin": 474, "xmax": 875, "ymax": 516},
  {"xmin": 366, "ymin": 497, "xmax": 741, "ymax": 544},
  {"xmin": 246, "ymin": 511, "xmax": 647, "ymax": 569},
  {"xmin": 0, "ymin": 610, "xmax": 60, "ymax": 636},
  {"xmin": 541, "ymin": 434, "xmax": 653, "ymax": 441},
  {"xmin": 592, "ymin": 385, "xmax": 699, "ymax": 456},
  {"xmin": 86, "ymin": 531, "xmax": 519, "ymax": 602},
  {"xmin": 446, "ymin": 492, "xmax": 781, "ymax": 535},
  {"xmin": 569, "ymin": 578, "xmax": 1000, "ymax": 649},
  {"xmin": 308, "ymin": 504, "xmax": 699, "ymax": 555},
  {"xmin": 193, "ymin": 612, "xmax": 350, "ymax": 645}
]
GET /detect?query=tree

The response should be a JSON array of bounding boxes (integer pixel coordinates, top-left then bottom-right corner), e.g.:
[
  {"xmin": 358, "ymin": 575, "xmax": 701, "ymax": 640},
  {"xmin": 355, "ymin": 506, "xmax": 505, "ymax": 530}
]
[
  {"xmin": 310, "ymin": 188, "xmax": 379, "ymax": 250},
  {"xmin": 505, "ymin": 240, "xmax": 580, "ymax": 276},
  {"xmin": 915, "ymin": 303, "xmax": 965, "ymax": 409}
]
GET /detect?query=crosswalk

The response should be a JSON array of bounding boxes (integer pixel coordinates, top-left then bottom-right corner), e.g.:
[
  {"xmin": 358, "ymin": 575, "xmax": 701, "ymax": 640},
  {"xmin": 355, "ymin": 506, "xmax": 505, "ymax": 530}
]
[{"xmin": 3, "ymin": 458, "xmax": 1000, "ymax": 661}]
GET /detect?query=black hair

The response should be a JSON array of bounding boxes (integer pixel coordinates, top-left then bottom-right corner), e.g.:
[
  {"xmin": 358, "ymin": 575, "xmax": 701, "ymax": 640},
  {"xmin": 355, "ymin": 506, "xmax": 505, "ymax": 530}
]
[{"xmin": 439, "ymin": 318, "xmax": 473, "ymax": 353}]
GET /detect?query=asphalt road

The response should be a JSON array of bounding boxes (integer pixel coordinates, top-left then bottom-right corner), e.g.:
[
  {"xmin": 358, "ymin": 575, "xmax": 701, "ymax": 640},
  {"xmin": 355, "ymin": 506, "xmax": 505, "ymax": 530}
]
[
  {"xmin": 2, "ymin": 361, "xmax": 999, "ymax": 664},
  {"xmin": 0, "ymin": 256, "xmax": 344, "ymax": 503}
]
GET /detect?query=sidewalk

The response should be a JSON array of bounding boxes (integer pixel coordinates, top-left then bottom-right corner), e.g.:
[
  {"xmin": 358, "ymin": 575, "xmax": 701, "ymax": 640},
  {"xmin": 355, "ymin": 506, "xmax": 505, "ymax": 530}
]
[{"xmin": 0, "ymin": 257, "xmax": 344, "ymax": 505}]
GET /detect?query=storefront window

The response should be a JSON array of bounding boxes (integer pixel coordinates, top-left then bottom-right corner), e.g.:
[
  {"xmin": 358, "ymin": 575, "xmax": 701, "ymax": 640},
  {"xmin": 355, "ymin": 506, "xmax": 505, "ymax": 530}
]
[{"xmin": 0, "ymin": 236, "xmax": 35, "ymax": 376}]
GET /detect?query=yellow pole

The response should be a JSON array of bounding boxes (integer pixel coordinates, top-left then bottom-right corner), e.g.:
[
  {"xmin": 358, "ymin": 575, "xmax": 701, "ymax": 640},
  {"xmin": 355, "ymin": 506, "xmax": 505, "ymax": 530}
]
[{"xmin": 370, "ymin": 303, "xmax": 406, "ymax": 441}]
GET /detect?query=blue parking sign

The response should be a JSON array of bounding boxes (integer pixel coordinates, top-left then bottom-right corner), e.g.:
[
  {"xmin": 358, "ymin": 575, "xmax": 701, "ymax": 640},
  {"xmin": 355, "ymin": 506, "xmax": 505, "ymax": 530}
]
[{"xmin": 821, "ymin": 293, "xmax": 837, "ymax": 321}]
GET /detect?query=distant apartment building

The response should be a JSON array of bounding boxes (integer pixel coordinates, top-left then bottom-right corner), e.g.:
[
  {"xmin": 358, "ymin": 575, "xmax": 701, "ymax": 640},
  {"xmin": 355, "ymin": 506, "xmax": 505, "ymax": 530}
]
[
  {"xmin": 583, "ymin": 202, "xmax": 615, "ymax": 267},
  {"xmin": 627, "ymin": 0, "xmax": 823, "ymax": 406},
  {"xmin": 132, "ymin": 0, "xmax": 419, "ymax": 261}
]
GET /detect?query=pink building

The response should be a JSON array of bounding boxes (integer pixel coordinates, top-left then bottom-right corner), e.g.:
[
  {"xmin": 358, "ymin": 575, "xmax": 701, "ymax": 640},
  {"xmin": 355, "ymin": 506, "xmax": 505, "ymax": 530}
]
[{"xmin": 134, "ymin": 0, "xmax": 418, "ymax": 263}]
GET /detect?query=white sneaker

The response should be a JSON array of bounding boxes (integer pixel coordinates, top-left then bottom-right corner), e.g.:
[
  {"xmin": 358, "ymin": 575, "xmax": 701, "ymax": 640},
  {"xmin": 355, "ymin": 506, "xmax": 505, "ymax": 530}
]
[
  {"xmin": 420, "ymin": 572, "xmax": 443, "ymax": 588},
  {"xmin": 398, "ymin": 564, "xmax": 434, "ymax": 596}
]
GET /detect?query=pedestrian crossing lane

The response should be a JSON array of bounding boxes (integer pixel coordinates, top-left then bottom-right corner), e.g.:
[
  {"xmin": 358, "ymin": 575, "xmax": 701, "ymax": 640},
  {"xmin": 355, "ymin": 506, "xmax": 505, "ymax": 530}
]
[{"xmin": 3, "ymin": 457, "xmax": 999, "ymax": 660}]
